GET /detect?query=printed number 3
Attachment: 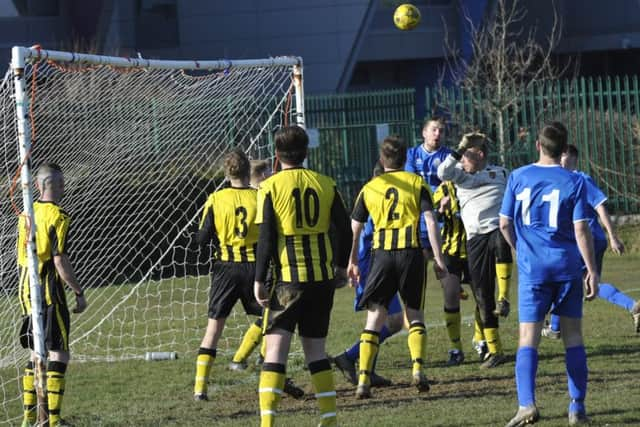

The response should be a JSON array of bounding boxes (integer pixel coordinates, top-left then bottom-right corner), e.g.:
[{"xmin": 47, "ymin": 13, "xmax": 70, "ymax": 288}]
[{"xmin": 515, "ymin": 187, "xmax": 559, "ymax": 228}]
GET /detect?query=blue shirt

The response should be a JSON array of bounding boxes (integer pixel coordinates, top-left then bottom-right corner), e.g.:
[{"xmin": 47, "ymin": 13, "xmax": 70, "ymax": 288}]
[
  {"xmin": 500, "ymin": 164, "xmax": 589, "ymax": 284},
  {"xmin": 357, "ymin": 217, "xmax": 375, "ymax": 284},
  {"xmin": 405, "ymin": 144, "xmax": 453, "ymax": 239},
  {"xmin": 575, "ymin": 171, "xmax": 607, "ymax": 243}
]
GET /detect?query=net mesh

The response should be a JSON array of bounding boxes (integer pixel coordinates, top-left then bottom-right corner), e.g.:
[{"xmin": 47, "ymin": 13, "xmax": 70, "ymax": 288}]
[{"xmin": 0, "ymin": 52, "xmax": 300, "ymax": 423}]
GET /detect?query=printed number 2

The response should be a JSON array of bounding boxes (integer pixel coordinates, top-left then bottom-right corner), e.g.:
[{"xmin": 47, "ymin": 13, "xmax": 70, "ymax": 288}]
[
  {"xmin": 515, "ymin": 187, "xmax": 559, "ymax": 228},
  {"xmin": 385, "ymin": 187, "xmax": 399, "ymax": 221}
]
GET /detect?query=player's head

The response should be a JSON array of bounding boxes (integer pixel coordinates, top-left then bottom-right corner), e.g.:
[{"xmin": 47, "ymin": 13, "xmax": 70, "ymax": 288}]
[
  {"xmin": 537, "ymin": 121, "xmax": 568, "ymax": 159},
  {"xmin": 460, "ymin": 132, "xmax": 488, "ymax": 173},
  {"xmin": 274, "ymin": 125, "xmax": 308, "ymax": 166},
  {"xmin": 422, "ymin": 116, "xmax": 445, "ymax": 152},
  {"xmin": 36, "ymin": 162, "xmax": 64, "ymax": 201},
  {"xmin": 379, "ymin": 135, "xmax": 407, "ymax": 170},
  {"xmin": 223, "ymin": 149, "xmax": 250, "ymax": 182},
  {"xmin": 561, "ymin": 144, "xmax": 579, "ymax": 171},
  {"xmin": 250, "ymin": 159, "xmax": 271, "ymax": 188}
]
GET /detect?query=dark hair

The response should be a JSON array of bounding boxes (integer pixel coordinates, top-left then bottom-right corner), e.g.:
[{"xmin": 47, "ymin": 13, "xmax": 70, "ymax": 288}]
[
  {"xmin": 37, "ymin": 162, "xmax": 64, "ymax": 188},
  {"xmin": 538, "ymin": 121, "xmax": 568, "ymax": 158},
  {"xmin": 460, "ymin": 132, "xmax": 489, "ymax": 155},
  {"xmin": 565, "ymin": 143, "xmax": 579, "ymax": 158},
  {"xmin": 250, "ymin": 159, "xmax": 270, "ymax": 181},
  {"xmin": 422, "ymin": 115, "xmax": 445, "ymax": 129},
  {"xmin": 372, "ymin": 159, "xmax": 385, "ymax": 177},
  {"xmin": 274, "ymin": 125, "xmax": 308, "ymax": 165},
  {"xmin": 224, "ymin": 149, "xmax": 250, "ymax": 180},
  {"xmin": 380, "ymin": 136, "xmax": 407, "ymax": 169}
]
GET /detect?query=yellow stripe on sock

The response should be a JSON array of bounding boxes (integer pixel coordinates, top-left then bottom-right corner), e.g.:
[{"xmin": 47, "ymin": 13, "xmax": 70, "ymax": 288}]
[
  {"xmin": 496, "ymin": 262, "xmax": 512, "ymax": 301},
  {"xmin": 194, "ymin": 354, "xmax": 214, "ymax": 395},
  {"xmin": 358, "ymin": 331, "xmax": 379, "ymax": 386},
  {"xmin": 311, "ymin": 369, "xmax": 337, "ymax": 426},
  {"xmin": 259, "ymin": 371, "xmax": 285, "ymax": 427},
  {"xmin": 484, "ymin": 327, "xmax": 502, "ymax": 354},
  {"xmin": 444, "ymin": 311, "xmax": 462, "ymax": 351},
  {"xmin": 408, "ymin": 324, "xmax": 427, "ymax": 375}
]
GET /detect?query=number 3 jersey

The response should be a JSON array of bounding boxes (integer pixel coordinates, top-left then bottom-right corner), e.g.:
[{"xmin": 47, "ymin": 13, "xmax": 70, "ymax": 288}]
[
  {"xmin": 255, "ymin": 167, "xmax": 350, "ymax": 283},
  {"xmin": 199, "ymin": 187, "xmax": 259, "ymax": 262},
  {"xmin": 499, "ymin": 164, "xmax": 589, "ymax": 284},
  {"xmin": 352, "ymin": 170, "xmax": 432, "ymax": 250}
]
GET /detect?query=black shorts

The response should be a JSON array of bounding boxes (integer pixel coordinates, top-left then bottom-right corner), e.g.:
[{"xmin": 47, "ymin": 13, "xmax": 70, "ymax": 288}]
[
  {"xmin": 20, "ymin": 303, "xmax": 70, "ymax": 352},
  {"xmin": 444, "ymin": 253, "xmax": 470, "ymax": 283},
  {"xmin": 265, "ymin": 280, "xmax": 335, "ymax": 338},
  {"xmin": 359, "ymin": 248, "xmax": 425, "ymax": 311},
  {"xmin": 208, "ymin": 262, "xmax": 262, "ymax": 319}
]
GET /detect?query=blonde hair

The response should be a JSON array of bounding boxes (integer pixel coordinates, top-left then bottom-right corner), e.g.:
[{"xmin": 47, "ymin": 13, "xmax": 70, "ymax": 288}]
[{"xmin": 460, "ymin": 132, "xmax": 488, "ymax": 155}]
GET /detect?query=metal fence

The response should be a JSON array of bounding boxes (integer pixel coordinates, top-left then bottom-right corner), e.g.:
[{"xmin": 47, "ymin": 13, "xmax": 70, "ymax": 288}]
[{"xmin": 306, "ymin": 76, "xmax": 640, "ymax": 213}]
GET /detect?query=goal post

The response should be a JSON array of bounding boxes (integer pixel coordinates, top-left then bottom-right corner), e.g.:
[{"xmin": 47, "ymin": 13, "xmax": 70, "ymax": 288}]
[{"xmin": 0, "ymin": 46, "xmax": 304, "ymax": 424}]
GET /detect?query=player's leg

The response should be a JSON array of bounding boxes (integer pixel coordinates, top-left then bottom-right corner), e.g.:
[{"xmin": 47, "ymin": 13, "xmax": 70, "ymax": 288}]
[
  {"xmin": 598, "ymin": 283, "xmax": 640, "ymax": 332},
  {"xmin": 194, "ymin": 263, "xmax": 236, "ymax": 400},
  {"xmin": 400, "ymin": 248, "xmax": 429, "ymax": 391},
  {"xmin": 230, "ymin": 318, "xmax": 263, "ymax": 370},
  {"xmin": 45, "ymin": 303, "xmax": 71, "ymax": 427},
  {"xmin": 300, "ymin": 281, "xmax": 337, "ymax": 426},
  {"xmin": 506, "ymin": 280, "xmax": 552, "ymax": 427},
  {"xmin": 494, "ymin": 232, "xmax": 513, "ymax": 317},
  {"xmin": 442, "ymin": 254, "xmax": 465, "ymax": 366},
  {"xmin": 467, "ymin": 233, "xmax": 504, "ymax": 368},
  {"xmin": 556, "ymin": 277, "xmax": 589, "ymax": 424},
  {"xmin": 19, "ymin": 317, "xmax": 37, "ymax": 427},
  {"xmin": 357, "ymin": 305, "xmax": 387, "ymax": 396},
  {"xmin": 259, "ymin": 329, "xmax": 292, "ymax": 427}
]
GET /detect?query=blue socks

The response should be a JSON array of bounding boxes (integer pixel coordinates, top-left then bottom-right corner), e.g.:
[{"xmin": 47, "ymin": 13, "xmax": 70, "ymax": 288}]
[
  {"xmin": 550, "ymin": 314, "xmax": 561, "ymax": 333},
  {"xmin": 515, "ymin": 346, "xmax": 538, "ymax": 407},
  {"xmin": 598, "ymin": 283, "xmax": 635, "ymax": 311},
  {"xmin": 566, "ymin": 345, "xmax": 588, "ymax": 414},
  {"xmin": 345, "ymin": 325, "xmax": 393, "ymax": 361}
]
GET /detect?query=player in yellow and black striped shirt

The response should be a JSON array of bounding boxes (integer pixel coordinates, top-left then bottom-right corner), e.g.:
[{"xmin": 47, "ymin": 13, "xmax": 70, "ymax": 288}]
[
  {"xmin": 17, "ymin": 163, "xmax": 86, "ymax": 427},
  {"xmin": 348, "ymin": 136, "xmax": 447, "ymax": 398},
  {"xmin": 193, "ymin": 149, "xmax": 264, "ymax": 401},
  {"xmin": 254, "ymin": 125, "xmax": 351, "ymax": 427}
]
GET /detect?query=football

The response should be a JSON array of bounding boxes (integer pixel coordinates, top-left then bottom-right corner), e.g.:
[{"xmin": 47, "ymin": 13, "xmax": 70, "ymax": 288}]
[{"xmin": 393, "ymin": 3, "xmax": 421, "ymax": 31}]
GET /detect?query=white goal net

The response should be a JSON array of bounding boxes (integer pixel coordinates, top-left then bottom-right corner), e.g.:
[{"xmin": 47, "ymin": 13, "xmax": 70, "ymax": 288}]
[{"xmin": 0, "ymin": 46, "xmax": 303, "ymax": 423}]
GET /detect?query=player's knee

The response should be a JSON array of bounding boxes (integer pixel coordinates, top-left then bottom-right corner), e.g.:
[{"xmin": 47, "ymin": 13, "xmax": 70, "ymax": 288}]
[{"xmin": 386, "ymin": 313, "xmax": 404, "ymax": 334}]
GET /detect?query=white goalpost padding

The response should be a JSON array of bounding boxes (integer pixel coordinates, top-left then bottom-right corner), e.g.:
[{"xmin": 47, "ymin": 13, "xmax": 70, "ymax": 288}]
[{"xmin": 0, "ymin": 46, "xmax": 304, "ymax": 424}]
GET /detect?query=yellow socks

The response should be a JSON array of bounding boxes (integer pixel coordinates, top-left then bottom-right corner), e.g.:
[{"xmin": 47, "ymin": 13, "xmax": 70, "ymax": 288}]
[
  {"xmin": 444, "ymin": 309, "xmax": 462, "ymax": 351},
  {"xmin": 259, "ymin": 363, "xmax": 286, "ymax": 427},
  {"xmin": 473, "ymin": 307, "xmax": 485, "ymax": 343},
  {"xmin": 22, "ymin": 361, "xmax": 36, "ymax": 424},
  {"xmin": 46, "ymin": 361, "xmax": 67, "ymax": 427},
  {"xmin": 496, "ymin": 262, "xmax": 512, "ymax": 301},
  {"xmin": 408, "ymin": 322, "xmax": 427, "ymax": 375},
  {"xmin": 309, "ymin": 359, "xmax": 337, "ymax": 426},
  {"xmin": 484, "ymin": 328, "xmax": 503, "ymax": 355},
  {"xmin": 194, "ymin": 347, "xmax": 216, "ymax": 396},
  {"xmin": 358, "ymin": 330, "xmax": 379, "ymax": 386},
  {"xmin": 232, "ymin": 321, "xmax": 263, "ymax": 364}
]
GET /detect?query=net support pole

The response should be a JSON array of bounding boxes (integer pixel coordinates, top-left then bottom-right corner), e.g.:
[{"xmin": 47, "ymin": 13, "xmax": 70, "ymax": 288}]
[
  {"xmin": 11, "ymin": 46, "xmax": 49, "ymax": 423},
  {"xmin": 293, "ymin": 62, "xmax": 305, "ymax": 128}
]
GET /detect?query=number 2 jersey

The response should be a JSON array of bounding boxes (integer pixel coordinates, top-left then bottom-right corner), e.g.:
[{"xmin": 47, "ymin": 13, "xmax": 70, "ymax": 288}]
[
  {"xmin": 199, "ymin": 187, "xmax": 259, "ymax": 262},
  {"xmin": 255, "ymin": 167, "xmax": 351, "ymax": 283},
  {"xmin": 499, "ymin": 164, "xmax": 589, "ymax": 284},
  {"xmin": 352, "ymin": 170, "xmax": 432, "ymax": 250}
]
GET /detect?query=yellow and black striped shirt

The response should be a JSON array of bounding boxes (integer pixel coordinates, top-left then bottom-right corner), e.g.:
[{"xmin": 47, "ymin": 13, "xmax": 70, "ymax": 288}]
[
  {"xmin": 352, "ymin": 170, "xmax": 432, "ymax": 250},
  {"xmin": 17, "ymin": 201, "xmax": 71, "ymax": 313},
  {"xmin": 199, "ymin": 187, "xmax": 259, "ymax": 262},
  {"xmin": 255, "ymin": 167, "xmax": 350, "ymax": 283},
  {"xmin": 433, "ymin": 181, "xmax": 467, "ymax": 259}
]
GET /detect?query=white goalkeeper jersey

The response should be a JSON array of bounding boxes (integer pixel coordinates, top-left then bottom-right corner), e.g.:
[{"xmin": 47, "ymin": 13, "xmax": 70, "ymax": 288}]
[{"xmin": 437, "ymin": 154, "xmax": 508, "ymax": 239}]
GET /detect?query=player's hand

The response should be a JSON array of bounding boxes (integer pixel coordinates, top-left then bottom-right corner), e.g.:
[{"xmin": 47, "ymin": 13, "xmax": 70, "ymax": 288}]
[
  {"xmin": 457, "ymin": 133, "xmax": 472, "ymax": 152},
  {"xmin": 347, "ymin": 262, "xmax": 360, "ymax": 286},
  {"xmin": 609, "ymin": 235, "xmax": 625, "ymax": 255},
  {"xmin": 583, "ymin": 271, "xmax": 599, "ymax": 301},
  {"xmin": 433, "ymin": 257, "xmax": 449, "ymax": 279},
  {"xmin": 72, "ymin": 294, "xmax": 87, "ymax": 314},
  {"xmin": 254, "ymin": 281, "xmax": 270, "ymax": 308},
  {"xmin": 438, "ymin": 195, "xmax": 451, "ymax": 213}
]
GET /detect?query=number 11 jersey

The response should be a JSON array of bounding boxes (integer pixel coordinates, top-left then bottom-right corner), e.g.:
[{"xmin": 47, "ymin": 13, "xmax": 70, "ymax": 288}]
[{"xmin": 500, "ymin": 164, "xmax": 589, "ymax": 284}]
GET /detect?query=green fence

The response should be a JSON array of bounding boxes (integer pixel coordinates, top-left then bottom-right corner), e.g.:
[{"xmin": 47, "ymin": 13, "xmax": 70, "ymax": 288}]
[{"xmin": 306, "ymin": 76, "xmax": 640, "ymax": 213}]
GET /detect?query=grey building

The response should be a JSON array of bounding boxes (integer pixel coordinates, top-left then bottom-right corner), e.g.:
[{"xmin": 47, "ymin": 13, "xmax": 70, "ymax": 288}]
[{"xmin": 1, "ymin": 0, "xmax": 640, "ymax": 94}]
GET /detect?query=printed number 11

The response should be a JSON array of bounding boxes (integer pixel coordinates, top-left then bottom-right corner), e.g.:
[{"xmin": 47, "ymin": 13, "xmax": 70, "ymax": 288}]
[{"xmin": 515, "ymin": 188, "xmax": 559, "ymax": 228}]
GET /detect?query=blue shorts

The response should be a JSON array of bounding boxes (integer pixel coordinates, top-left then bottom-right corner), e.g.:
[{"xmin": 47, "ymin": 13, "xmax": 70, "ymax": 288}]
[
  {"xmin": 518, "ymin": 277, "xmax": 583, "ymax": 323},
  {"xmin": 354, "ymin": 273, "xmax": 402, "ymax": 315}
]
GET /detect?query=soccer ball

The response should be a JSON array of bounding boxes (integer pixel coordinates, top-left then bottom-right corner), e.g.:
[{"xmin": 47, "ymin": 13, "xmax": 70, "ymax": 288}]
[{"xmin": 393, "ymin": 3, "xmax": 421, "ymax": 31}]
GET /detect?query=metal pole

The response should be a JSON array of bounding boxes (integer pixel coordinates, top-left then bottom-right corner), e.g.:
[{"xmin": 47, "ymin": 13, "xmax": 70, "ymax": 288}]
[{"xmin": 11, "ymin": 45, "xmax": 48, "ymax": 425}]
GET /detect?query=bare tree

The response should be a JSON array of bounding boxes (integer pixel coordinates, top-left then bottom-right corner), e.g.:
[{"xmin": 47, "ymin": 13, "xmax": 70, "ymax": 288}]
[{"xmin": 440, "ymin": 0, "xmax": 569, "ymax": 164}]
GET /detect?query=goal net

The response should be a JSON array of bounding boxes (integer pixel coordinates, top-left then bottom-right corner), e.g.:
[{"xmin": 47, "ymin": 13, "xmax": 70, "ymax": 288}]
[{"xmin": 0, "ymin": 46, "xmax": 303, "ymax": 423}]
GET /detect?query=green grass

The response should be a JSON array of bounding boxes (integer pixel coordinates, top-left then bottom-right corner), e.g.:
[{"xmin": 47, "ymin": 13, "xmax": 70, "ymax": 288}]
[{"xmin": 3, "ymin": 250, "xmax": 640, "ymax": 426}]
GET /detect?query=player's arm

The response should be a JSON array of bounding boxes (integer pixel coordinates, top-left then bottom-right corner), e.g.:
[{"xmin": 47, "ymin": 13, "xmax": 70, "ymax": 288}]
[
  {"xmin": 329, "ymin": 188, "xmax": 352, "ymax": 270},
  {"xmin": 421, "ymin": 187, "xmax": 447, "ymax": 276},
  {"xmin": 499, "ymin": 216, "xmax": 516, "ymax": 250},
  {"xmin": 197, "ymin": 202, "xmax": 220, "ymax": 250},
  {"xmin": 349, "ymin": 191, "xmax": 368, "ymax": 283},
  {"xmin": 595, "ymin": 203, "xmax": 625, "ymax": 255},
  {"xmin": 574, "ymin": 220, "xmax": 599, "ymax": 300},
  {"xmin": 254, "ymin": 193, "xmax": 277, "ymax": 307},
  {"xmin": 51, "ymin": 217, "xmax": 86, "ymax": 313},
  {"xmin": 404, "ymin": 147, "xmax": 416, "ymax": 173}
]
